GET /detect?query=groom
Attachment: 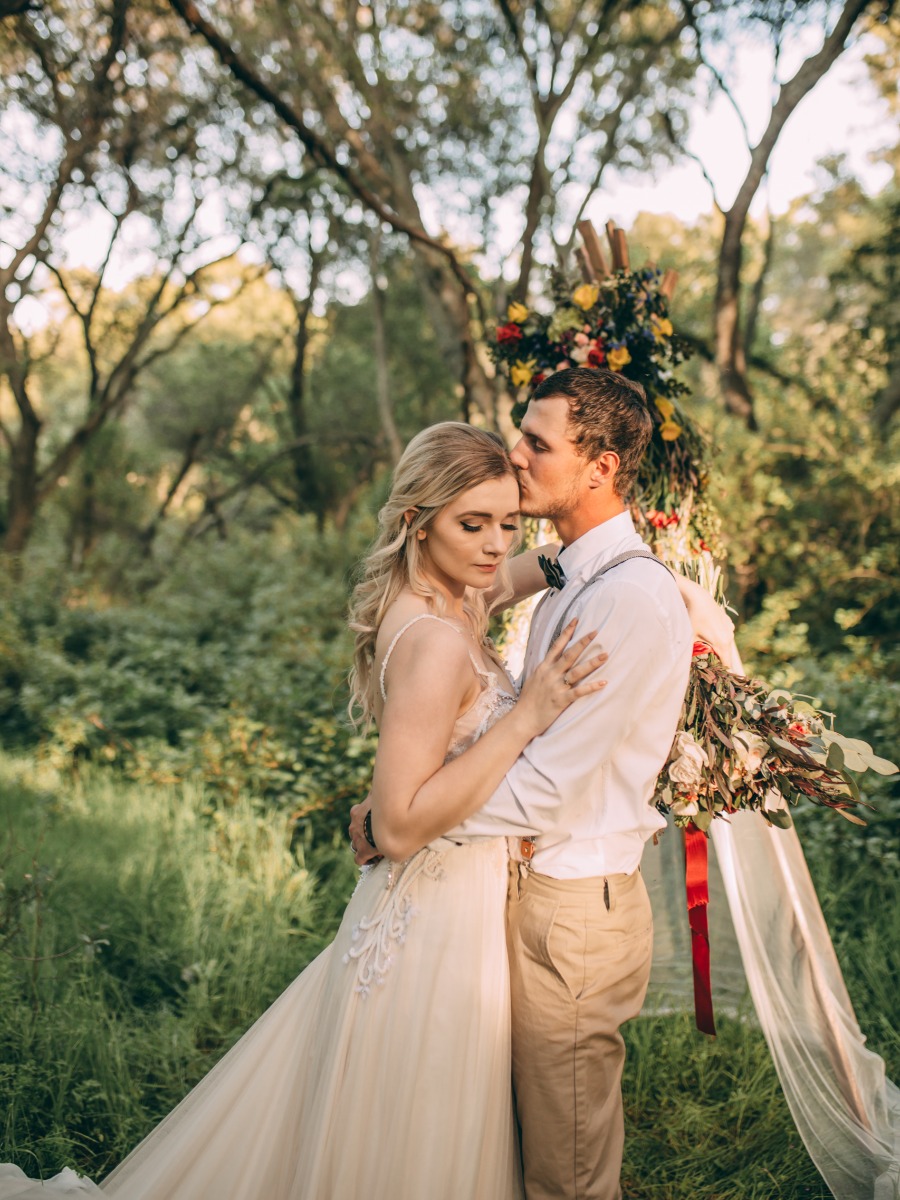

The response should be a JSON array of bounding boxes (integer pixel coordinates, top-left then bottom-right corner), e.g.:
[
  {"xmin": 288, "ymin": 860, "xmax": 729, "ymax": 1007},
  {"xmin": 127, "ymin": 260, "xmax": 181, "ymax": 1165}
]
[{"xmin": 353, "ymin": 367, "xmax": 692, "ymax": 1200}]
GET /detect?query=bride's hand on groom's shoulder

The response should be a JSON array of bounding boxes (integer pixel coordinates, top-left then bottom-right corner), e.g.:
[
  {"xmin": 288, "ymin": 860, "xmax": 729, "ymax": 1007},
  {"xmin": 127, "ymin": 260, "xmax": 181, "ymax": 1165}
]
[{"xmin": 517, "ymin": 620, "xmax": 608, "ymax": 738}]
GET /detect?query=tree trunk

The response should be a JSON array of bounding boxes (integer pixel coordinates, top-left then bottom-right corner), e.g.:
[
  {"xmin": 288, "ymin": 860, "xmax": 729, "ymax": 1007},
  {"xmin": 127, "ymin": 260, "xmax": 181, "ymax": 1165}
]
[
  {"xmin": 715, "ymin": 211, "xmax": 759, "ymax": 429},
  {"xmin": 286, "ymin": 284, "xmax": 324, "ymax": 522},
  {"xmin": 3, "ymin": 414, "xmax": 41, "ymax": 560}
]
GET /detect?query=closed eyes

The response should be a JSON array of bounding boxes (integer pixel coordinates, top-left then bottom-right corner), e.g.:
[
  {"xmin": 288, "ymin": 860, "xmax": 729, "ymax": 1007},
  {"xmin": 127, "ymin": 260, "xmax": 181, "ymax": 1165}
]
[{"xmin": 461, "ymin": 522, "xmax": 520, "ymax": 533}]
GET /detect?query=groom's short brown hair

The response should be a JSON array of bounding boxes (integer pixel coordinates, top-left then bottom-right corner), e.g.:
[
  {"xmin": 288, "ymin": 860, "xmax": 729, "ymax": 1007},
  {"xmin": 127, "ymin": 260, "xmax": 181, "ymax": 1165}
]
[{"xmin": 531, "ymin": 367, "xmax": 653, "ymax": 499}]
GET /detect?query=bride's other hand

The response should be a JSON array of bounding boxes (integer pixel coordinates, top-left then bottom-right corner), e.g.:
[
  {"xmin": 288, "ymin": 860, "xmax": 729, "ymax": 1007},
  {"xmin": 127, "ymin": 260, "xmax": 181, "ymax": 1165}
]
[
  {"xmin": 517, "ymin": 619, "xmax": 608, "ymax": 737},
  {"xmin": 673, "ymin": 574, "xmax": 740, "ymax": 669},
  {"xmin": 349, "ymin": 797, "xmax": 383, "ymax": 866}
]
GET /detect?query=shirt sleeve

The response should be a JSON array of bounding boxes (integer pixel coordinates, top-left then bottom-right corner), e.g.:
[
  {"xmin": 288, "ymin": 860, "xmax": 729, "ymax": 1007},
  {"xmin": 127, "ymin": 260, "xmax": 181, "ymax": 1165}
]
[{"xmin": 449, "ymin": 578, "xmax": 680, "ymax": 839}]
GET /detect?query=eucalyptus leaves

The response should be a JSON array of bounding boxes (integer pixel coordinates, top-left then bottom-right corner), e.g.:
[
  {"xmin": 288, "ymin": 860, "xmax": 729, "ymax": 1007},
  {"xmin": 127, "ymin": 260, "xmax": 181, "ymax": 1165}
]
[{"xmin": 655, "ymin": 645, "xmax": 898, "ymax": 832}]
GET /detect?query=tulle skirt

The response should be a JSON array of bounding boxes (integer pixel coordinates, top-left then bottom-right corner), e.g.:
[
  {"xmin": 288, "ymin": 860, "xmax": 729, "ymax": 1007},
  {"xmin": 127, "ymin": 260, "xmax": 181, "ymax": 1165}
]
[{"xmin": 0, "ymin": 839, "xmax": 522, "ymax": 1200}]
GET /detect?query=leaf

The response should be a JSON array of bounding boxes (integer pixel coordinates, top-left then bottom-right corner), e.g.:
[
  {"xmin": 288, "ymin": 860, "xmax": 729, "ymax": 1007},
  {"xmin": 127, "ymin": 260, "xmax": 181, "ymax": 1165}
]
[
  {"xmin": 840, "ymin": 770, "xmax": 861, "ymax": 803},
  {"xmin": 821, "ymin": 731, "xmax": 898, "ymax": 775},
  {"xmin": 693, "ymin": 808, "xmax": 713, "ymax": 833},
  {"xmin": 826, "ymin": 740, "xmax": 845, "ymax": 772},
  {"xmin": 765, "ymin": 807, "xmax": 794, "ymax": 829},
  {"xmin": 709, "ymin": 721, "xmax": 734, "ymax": 749},
  {"xmin": 769, "ymin": 734, "xmax": 818, "ymax": 765},
  {"xmin": 834, "ymin": 807, "xmax": 868, "ymax": 827}
]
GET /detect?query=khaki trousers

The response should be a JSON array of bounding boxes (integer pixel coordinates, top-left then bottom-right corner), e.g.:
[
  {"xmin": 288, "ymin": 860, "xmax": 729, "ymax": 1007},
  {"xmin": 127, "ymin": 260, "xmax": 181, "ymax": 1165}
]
[{"xmin": 507, "ymin": 864, "xmax": 653, "ymax": 1200}]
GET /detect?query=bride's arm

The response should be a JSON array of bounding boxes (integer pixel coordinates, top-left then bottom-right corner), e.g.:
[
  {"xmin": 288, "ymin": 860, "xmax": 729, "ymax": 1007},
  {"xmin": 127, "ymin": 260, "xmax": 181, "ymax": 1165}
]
[
  {"xmin": 486, "ymin": 542, "xmax": 562, "ymax": 613},
  {"xmin": 368, "ymin": 620, "xmax": 605, "ymax": 863}
]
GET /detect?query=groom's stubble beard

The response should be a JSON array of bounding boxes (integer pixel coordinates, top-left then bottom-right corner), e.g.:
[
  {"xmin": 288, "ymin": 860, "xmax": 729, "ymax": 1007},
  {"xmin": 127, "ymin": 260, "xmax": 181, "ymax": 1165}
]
[{"xmin": 516, "ymin": 469, "xmax": 584, "ymax": 524}]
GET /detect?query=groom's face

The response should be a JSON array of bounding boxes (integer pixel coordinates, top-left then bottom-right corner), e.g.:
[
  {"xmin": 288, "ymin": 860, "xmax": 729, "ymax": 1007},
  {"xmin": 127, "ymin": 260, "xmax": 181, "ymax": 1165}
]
[{"xmin": 509, "ymin": 396, "xmax": 592, "ymax": 521}]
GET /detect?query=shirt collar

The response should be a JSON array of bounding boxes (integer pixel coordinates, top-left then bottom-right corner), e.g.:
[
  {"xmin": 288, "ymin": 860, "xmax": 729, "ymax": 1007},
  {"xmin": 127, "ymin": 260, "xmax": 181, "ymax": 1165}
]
[{"xmin": 556, "ymin": 511, "xmax": 638, "ymax": 582}]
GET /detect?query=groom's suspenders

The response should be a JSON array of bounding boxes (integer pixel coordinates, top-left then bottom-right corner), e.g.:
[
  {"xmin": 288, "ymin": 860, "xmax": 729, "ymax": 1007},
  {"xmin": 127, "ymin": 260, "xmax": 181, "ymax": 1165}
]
[
  {"xmin": 548, "ymin": 549, "xmax": 672, "ymax": 645},
  {"xmin": 519, "ymin": 549, "xmax": 672, "ymax": 868}
]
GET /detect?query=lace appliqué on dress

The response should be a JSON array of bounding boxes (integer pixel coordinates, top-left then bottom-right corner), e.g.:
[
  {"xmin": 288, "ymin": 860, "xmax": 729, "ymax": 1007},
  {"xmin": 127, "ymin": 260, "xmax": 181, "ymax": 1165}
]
[
  {"xmin": 445, "ymin": 680, "xmax": 516, "ymax": 762},
  {"xmin": 342, "ymin": 849, "xmax": 445, "ymax": 997}
]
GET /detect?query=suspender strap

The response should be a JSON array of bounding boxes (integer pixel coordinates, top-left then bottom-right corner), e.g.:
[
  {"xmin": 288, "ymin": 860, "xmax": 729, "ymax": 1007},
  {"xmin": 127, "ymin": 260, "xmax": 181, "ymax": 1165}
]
[{"xmin": 549, "ymin": 550, "xmax": 672, "ymax": 644}]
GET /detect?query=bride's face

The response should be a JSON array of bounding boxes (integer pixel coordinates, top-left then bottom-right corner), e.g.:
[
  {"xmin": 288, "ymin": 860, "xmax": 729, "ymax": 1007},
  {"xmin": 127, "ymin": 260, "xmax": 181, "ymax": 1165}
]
[{"xmin": 417, "ymin": 475, "xmax": 520, "ymax": 596}]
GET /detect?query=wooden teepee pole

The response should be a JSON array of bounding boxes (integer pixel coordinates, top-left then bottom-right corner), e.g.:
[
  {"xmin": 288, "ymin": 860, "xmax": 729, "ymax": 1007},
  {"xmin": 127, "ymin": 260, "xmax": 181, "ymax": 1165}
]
[
  {"xmin": 576, "ymin": 220, "xmax": 611, "ymax": 279},
  {"xmin": 576, "ymin": 219, "xmax": 679, "ymax": 306}
]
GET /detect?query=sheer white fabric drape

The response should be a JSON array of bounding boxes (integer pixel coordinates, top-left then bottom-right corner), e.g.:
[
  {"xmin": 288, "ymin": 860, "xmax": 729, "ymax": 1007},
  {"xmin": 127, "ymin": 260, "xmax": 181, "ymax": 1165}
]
[{"xmin": 505, "ymin": 591, "xmax": 900, "ymax": 1199}]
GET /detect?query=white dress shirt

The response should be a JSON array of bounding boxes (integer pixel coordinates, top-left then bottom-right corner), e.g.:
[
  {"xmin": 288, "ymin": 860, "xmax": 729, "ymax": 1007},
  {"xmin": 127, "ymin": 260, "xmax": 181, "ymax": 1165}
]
[{"xmin": 451, "ymin": 511, "xmax": 692, "ymax": 878}]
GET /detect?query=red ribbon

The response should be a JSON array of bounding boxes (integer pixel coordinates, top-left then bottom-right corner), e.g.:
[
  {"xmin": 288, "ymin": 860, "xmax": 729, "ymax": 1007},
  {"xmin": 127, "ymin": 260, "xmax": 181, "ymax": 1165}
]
[{"xmin": 684, "ymin": 822, "xmax": 717, "ymax": 1036}]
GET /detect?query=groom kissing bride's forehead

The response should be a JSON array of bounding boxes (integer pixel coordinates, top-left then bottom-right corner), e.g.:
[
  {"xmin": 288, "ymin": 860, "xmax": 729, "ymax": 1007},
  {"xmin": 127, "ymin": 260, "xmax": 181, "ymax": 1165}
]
[{"xmin": 509, "ymin": 367, "xmax": 653, "ymax": 531}]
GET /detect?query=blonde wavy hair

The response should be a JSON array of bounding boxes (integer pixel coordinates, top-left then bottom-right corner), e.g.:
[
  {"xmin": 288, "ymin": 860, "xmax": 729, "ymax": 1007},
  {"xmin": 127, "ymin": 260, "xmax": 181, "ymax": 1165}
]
[{"xmin": 348, "ymin": 422, "xmax": 518, "ymax": 728}]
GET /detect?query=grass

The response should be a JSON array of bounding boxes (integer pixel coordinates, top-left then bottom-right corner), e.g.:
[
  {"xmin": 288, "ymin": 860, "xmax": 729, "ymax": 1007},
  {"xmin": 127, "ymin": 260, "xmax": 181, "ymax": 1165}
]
[
  {"xmin": 0, "ymin": 750, "xmax": 896, "ymax": 1196},
  {"xmin": 0, "ymin": 753, "xmax": 357, "ymax": 1179}
]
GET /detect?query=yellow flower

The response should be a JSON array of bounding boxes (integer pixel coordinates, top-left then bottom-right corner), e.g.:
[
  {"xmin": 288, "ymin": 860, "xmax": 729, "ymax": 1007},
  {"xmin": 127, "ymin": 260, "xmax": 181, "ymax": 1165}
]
[
  {"xmin": 507, "ymin": 301, "xmax": 529, "ymax": 324},
  {"xmin": 607, "ymin": 346, "xmax": 632, "ymax": 372},
  {"xmin": 655, "ymin": 398, "xmax": 675, "ymax": 420},
  {"xmin": 510, "ymin": 358, "xmax": 537, "ymax": 388},
  {"xmin": 650, "ymin": 314, "xmax": 673, "ymax": 342},
  {"xmin": 659, "ymin": 419, "xmax": 683, "ymax": 441},
  {"xmin": 572, "ymin": 283, "xmax": 600, "ymax": 311}
]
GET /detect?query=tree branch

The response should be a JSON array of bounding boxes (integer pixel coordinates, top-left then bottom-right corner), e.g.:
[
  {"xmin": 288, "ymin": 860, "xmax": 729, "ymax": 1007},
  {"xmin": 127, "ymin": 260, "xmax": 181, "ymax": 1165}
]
[
  {"xmin": 729, "ymin": 0, "xmax": 872, "ymax": 232},
  {"xmin": 165, "ymin": 0, "xmax": 478, "ymax": 304},
  {"xmin": 680, "ymin": 0, "xmax": 752, "ymax": 148}
]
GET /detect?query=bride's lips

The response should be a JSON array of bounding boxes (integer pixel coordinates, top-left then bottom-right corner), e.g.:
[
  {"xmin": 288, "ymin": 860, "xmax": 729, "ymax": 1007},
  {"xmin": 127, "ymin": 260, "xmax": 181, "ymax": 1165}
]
[{"xmin": 474, "ymin": 564, "xmax": 498, "ymax": 573}]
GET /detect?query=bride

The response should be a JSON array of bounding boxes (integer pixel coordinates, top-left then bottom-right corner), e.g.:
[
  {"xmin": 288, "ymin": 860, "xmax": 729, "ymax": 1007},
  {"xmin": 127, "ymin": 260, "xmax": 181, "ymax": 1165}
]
[
  {"xmin": 0, "ymin": 421, "xmax": 727, "ymax": 1200},
  {"xmin": 0, "ymin": 423, "xmax": 606, "ymax": 1200}
]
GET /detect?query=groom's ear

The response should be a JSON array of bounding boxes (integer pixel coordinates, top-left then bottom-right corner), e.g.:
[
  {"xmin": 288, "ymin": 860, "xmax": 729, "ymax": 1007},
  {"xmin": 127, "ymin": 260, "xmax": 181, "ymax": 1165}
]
[{"xmin": 588, "ymin": 450, "xmax": 619, "ymax": 489}]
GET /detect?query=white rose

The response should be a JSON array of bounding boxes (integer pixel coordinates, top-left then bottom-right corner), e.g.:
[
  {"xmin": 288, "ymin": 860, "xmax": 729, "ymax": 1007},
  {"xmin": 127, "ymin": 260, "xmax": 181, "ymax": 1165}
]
[
  {"xmin": 671, "ymin": 798, "xmax": 699, "ymax": 817},
  {"xmin": 668, "ymin": 732, "xmax": 707, "ymax": 789},
  {"xmin": 569, "ymin": 344, "xmax": 591, "ymax": 363},
  {"xmin": 733, "ymin": 731, "xmax": 768, "ymax": 776}
]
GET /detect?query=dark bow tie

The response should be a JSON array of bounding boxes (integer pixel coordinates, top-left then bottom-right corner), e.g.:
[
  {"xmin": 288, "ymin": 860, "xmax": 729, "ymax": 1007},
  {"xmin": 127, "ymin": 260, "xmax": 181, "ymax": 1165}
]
[{"xmin": 538, "ymin": 554, "xmax": 566, "ymax": 590}]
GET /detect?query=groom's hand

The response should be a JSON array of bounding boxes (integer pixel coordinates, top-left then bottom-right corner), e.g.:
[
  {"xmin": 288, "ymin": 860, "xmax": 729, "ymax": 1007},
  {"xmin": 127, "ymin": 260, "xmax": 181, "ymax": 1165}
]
[{"xmin": 349, "ymin": 797, "xmax": 382, "ymax": 866}]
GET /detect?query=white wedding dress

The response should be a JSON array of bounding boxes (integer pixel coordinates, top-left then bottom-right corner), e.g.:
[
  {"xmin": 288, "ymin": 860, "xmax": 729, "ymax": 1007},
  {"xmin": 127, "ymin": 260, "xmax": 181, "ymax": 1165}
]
[{"xmin": 0, "ymin": 615, "xmax": 524, "ymax": 1200}]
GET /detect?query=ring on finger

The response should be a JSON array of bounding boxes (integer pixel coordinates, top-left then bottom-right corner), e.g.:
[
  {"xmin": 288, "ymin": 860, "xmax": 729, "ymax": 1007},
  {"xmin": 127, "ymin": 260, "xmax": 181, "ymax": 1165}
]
[{"xmin": 563, "ymin": 673, "xmax": 571, "ymax": 688}]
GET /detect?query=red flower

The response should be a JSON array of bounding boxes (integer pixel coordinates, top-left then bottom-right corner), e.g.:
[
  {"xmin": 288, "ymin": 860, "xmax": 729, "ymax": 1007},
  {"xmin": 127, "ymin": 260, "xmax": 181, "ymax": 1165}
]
[
  {"xmin": 698, "ymin": 539, "xmax": 711, "ymax": 553},
  {"xmin": 532, "ymin": 372, "xmax": 546, "ymax": 385},
  {"xmin": 692, "ymin": 641, "xmax": 711, "ymax": 657},
  {"xmin": 587, "ymin": 346, "xmax": 606, "ymax": 367},
  {"xmin": 496, "ymin": 323, "xmax": 523, "ymax": 343},
  {"xmin": 788, "ymin": 721, "xmax": 807, "ymax": 735},
  {"xmin": 645, "ymin": 508, "xmax": 680, "ymax": 529}
]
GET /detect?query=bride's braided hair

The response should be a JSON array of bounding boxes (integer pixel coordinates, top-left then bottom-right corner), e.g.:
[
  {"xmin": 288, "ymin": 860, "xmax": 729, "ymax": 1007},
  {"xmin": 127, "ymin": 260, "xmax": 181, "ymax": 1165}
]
[{"xmin": 348, "ymin": 422, "xmax": 517, "ymax": 728}]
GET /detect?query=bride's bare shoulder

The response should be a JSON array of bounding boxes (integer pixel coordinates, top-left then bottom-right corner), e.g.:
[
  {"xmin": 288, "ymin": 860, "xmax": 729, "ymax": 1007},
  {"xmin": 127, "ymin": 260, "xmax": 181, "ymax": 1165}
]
[{"xmin": 375, "ymin": 596, "xmax": 471, "ymax": 686}]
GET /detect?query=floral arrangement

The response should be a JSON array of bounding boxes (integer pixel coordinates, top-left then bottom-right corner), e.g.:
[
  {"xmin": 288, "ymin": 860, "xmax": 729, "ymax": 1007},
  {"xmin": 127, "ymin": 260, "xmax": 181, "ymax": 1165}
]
[
  {"xmin": 656, "ymin": 643, "xmax": 897, "ymax": 832},
  {"xmin": 494, "ymin": 253, "xmax": 897, "ymax": 836},
  {"xmin": 491, "ymin": 268, "xmax": 721, "ymax": 558}
]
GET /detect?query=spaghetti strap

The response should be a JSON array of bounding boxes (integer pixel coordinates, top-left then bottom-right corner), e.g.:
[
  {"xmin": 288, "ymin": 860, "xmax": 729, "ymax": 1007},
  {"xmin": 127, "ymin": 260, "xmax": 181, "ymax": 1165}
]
[{"xmin": 378, "ymin": 614, "xmax": 484, "ymax": 701}]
